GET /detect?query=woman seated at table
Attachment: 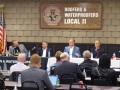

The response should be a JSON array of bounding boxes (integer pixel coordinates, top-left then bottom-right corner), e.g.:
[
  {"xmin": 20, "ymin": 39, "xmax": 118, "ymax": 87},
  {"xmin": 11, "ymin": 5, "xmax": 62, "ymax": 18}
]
[
  {"xmin": 47, "ymin": 51, "xmax": 62, "ymax": 74},
  {"xmin": 91, "ymin": 54, "xmax": 117, "ymax": 86},
  {"xmin": 51, "ymin": 51, "xmax": 62, "ymax": 67}
]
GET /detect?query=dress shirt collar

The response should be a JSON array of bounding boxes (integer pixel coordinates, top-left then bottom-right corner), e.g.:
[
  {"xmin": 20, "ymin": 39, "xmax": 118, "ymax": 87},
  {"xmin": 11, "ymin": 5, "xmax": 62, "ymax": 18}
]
[
  {"xmin": 70, "ymin": 46, "xmax": 74, "ymax": 49},
  {"xmin": 42, "ymin": 48, "xmax": 47, "ymax": 50}
]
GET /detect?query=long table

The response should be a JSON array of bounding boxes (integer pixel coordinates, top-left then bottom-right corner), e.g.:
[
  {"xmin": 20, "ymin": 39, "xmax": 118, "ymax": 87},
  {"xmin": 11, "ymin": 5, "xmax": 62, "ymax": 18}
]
[
  {"xmin": 5, "ymin": 81, "xmax": 120, "ymax": 90},
  {"xmin": 47, "ymin": 57, "xmax": 120, "ymax": 71},
  {"xmin": 0, "ymin": 56, "xmax": 48, "ymax": 70}
]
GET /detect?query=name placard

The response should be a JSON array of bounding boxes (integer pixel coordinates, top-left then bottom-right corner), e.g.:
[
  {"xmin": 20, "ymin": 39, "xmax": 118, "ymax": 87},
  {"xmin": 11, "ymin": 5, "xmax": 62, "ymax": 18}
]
[{"xmin": 40, "ymin": 3, "xmax": 102, "ymax": 29}]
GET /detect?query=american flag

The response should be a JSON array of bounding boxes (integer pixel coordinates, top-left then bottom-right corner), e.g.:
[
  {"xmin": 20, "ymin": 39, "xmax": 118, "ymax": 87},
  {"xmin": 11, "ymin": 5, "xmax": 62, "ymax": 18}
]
[{"xmin": 0, "ymin": 9, "xmax": 7, "ymax": 53}]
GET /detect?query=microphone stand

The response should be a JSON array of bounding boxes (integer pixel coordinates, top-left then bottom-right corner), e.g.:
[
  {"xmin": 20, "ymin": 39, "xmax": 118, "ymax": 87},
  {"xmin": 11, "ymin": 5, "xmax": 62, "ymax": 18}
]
[{"xmin": 30, "ymin": 47, "xmax": 36, "ymax": 55}]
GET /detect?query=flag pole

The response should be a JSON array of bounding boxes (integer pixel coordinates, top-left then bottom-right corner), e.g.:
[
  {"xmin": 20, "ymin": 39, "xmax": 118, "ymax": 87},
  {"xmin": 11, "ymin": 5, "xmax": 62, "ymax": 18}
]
[{"xmin": 0, "ymin": 4, "xmax": 4, "ymax": 53}]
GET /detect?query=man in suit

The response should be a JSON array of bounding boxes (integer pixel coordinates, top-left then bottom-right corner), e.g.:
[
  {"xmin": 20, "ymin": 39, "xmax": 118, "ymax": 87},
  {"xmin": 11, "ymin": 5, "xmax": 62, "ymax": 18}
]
[
  {"xmin": 79, "ymin": 50, "xmax": 98, "ymax": 72},
  {"xmin": 9, "ymin": 40, "xmax": 27, "ymax": 56},
  {"xmin": 64, "ymin": 39, "xmax": 81, "ymax": 58},
  {"xmin": 54, "ymin": 52, "xmax": 85, "ymax": 83},
  {"xmin": 21, "ymin": 54, "xmax": 54, "ymax": 90},
  {"xmin": 91, "ymin": 40, "xmax": 104, "ymax": 58},
  {"xmin": 38, "ymin": 41, "xmax": 52, "ymax": 57}
]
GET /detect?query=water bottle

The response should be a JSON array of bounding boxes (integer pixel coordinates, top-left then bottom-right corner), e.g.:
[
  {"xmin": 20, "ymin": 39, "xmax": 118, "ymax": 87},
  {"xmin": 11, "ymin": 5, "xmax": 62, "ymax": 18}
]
[
  {"xmin": 18, "ymin": 74, "xmax": 21, "ymax": 86},
  {"xmin": 48, "ymin": 51, "xmax": 50, "ymax": 58},
  {"xmin": 13, "ymin": 84, "xmax": 18, "ymax": 90},
  {"xmin": 46, "ymin": 68, "xmax": 50, "ymax": 75},
  {"xmin": 3, "ymin": 61, "xmax": 7, "ymax": 70},
  {"xmin": 112, "ymin": 53, "xmax": 116, "ymax": 60},
  {"xmin": 6, "ymin": 50, "xmax": 9, "ymax": 56},
  {"xmin": 56, "ymin": 78, "xmax": 60, "ymax": 86},
  {"xmin": 91, "ymin": 52, "xmax": 93, "ymax": 59},
  {"xmin": 83, "ymin": 69, "xmax": 86, "ymax": 77},
  {"xmin": 28, "ymin": 50, "xmax": 31, "ymax": 57},
  {"xmin": 113, "ymin": 53, "xmax": 116, "ymax": 57},
  {"xmin": 0, "ymin": 66, "xmax": 2, "ymax": 72}
]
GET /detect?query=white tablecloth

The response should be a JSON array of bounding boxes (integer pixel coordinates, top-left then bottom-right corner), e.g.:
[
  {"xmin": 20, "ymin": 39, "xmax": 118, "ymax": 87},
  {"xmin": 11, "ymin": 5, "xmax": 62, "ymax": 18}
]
[{"xmin": 47, "ymin": 58, "xmax": 120, "ymax": 70}]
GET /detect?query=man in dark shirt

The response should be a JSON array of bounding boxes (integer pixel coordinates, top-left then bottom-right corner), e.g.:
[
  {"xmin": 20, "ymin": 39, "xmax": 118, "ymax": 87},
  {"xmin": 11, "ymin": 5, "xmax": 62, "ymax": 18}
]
[
  {"xmin": 91, "ymin": 40, "xmax": 104, "ymax": 58},
  {"xmin": 54, "ymin": 52, "xmax": 85, "ymax": 83},
  {"xmin": 38, "ymin": 41, "xmax": 52, "ymax": 57},
  {"xmin": 79, "ymin": 50, "xmax": 98, "ymax": 72}
]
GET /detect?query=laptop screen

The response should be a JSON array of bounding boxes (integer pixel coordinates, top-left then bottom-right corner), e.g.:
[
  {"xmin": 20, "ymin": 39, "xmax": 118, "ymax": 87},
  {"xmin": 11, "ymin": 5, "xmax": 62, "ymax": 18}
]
[{"xmin": 49, "ymin": 75, "xmax": 58, "ymax": 86}]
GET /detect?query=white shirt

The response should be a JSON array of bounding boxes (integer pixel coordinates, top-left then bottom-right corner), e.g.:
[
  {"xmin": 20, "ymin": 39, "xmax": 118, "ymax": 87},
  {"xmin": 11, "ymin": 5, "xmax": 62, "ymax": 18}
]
[
  {"xmin": 42, "ymin": 48, "xmax": 47, "ymax": 57},
  {"xmin": 69, "ymin": 46, "xmax": 74, "ymax": 58},
  {"xmin": 10, "ymin": 62, "xmax": 29, "ymax": 74}
]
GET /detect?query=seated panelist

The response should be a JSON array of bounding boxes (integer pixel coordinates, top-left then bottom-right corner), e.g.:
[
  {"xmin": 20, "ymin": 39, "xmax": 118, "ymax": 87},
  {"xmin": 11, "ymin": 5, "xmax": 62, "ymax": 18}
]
[
  {"xmin": 38, "ymin": 41, "xmax": 52, "ymax": 57},
  {"xmin": 91, "ymin": 40, "xmax": 104, "ymax": 58},
  {"xmin": 9, "ymin": 40, "xmax": 27, "ymax": 56},
  {"xmin": 64, "ymin": 39, "xmax": 81, "ymax": 58}
]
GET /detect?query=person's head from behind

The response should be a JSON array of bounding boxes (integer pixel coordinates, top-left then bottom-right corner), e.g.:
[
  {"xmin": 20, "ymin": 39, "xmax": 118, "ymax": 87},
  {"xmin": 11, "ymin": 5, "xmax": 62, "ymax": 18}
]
[
  {"xmin": 95, "ymin": 40, "xmax": 100, "ymax": 49},
  {"xmin": 42, "ymin": 41, "xmax": 48, "ymax": 49},
  {"xmin": 69, "ymin": 39, "xmax": 75, "ymax": 47},
  {"xmin": 12, "ymin": 40, "xmax": 19, "ymax": 47},
  {"xmin": 30, "ymin": 54, "xmax": 41, "ymax": 68},
  {"xmin": 83, "ymin": 50, "xmax": 91, "ymax": 60},
  {"xmin": 55, "ymin": 51, "xmax": 62, "ymax": 61},
  {"xmin": 17, "ymin": 53, "xmax": 26, "ymax": 63},
  {"xmin": 60, "ymin": 52, "xmax": 70, "ymax": 62},
  {"xmin": 99, "ymin": 54, "xmax": 111, "ymax": 69}
]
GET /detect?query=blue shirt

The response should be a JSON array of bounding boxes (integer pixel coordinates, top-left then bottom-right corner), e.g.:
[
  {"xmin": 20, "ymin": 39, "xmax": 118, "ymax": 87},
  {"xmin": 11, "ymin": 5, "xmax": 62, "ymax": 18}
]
[{"xmin": 51, "ymin": 61, "xmax": 62, "ymax": 67}]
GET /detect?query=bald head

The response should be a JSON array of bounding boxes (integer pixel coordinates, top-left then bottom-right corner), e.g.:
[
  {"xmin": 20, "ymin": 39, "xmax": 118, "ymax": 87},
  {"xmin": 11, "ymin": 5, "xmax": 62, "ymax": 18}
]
[
  {"xmin": 60, "ymin": 52, "xmax": 70, "ymax": 61},
  {"xmin": 83, "ymin": 50, "xmax": 91, "ymax": 60},
  {"xmin": 17, "ymin": 53, "xmax": 26, "ymax": 63}
]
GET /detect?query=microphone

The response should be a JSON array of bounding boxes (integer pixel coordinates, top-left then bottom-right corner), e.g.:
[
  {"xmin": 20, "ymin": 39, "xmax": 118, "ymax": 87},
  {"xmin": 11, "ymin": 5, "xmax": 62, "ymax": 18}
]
[{"xmin": 31, "ymin": 47, "xmax": 36, "ymax": 50}]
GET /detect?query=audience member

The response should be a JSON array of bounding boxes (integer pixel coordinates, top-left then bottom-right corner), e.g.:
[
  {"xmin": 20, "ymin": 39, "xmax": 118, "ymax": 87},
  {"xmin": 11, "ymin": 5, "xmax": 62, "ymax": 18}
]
[
  {"xmin": 54, "ymin": 52, "xmax": 85, "ymax": 83},
  {"xmin": 91, "ymin": 54, "xmax": 117, "ymax": 86},
  {"xmin": 21, "ymin": 54, "xmax": 54, "ymax": 90},
  {"xmin": 10, "ymin": 53, "xmax": 29, "ymax": 73},
  {"xmin": 79, "ymin": 50, "xmax": 98, "ymax": 72},
  {"xmin": 51, "ymin": 51, "xmax": 62, "ymax": 67},
  {"xmin": 91, "ymin": 40, "xmax": 104, "ymax": 58}
]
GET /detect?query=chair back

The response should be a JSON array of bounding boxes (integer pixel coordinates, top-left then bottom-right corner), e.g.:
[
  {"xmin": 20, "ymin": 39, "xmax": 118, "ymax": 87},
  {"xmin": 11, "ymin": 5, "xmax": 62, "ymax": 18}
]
[
  {"xmin": 0, "ymin": 78, "xmax": 6, "ymax": 90},
  {"xmin": 50, "ymin": 66, "xmax": 56, "ymax": 75},
  {"xmin": 69, "ymin": 83, "xmax": 87, "ymax": 90},
  {"xmin": 115, "ymin": 71, "xmax": 120, "ymax": 78},
  {"xmin": 9, "ymin": 71, "xmax": 21, "ymax": 81},
  {"xmin": 22, "ymin": 81, "xmax": 39, "ymax": 90},
  {"xmin": 60, "ymin": 73, "xmax": 77, "ymax": 84},
  {"xmin": 91, "ymin": 75, "xmax": 112, "ymax": 86},
  {"xmin": 85, "ymin": 69, "xmax": 92, "ymax": 77}
]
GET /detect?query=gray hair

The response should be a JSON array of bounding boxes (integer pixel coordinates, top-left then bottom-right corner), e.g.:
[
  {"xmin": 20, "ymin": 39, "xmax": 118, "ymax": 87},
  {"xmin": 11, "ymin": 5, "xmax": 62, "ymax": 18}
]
[
  {"xmin": 60, "ymin": 52, "xmax": 69, "ymax": 61},
  {"xmin": 83, "ymin": 50, "xmax": 91, "ymax": 59}
]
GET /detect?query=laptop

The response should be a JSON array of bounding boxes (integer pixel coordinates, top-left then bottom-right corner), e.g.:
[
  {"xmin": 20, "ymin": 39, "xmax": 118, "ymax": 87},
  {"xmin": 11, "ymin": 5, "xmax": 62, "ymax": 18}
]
[{"xmin": 49, "ymin": 75, "xmax": 58, "ymax": 86}]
